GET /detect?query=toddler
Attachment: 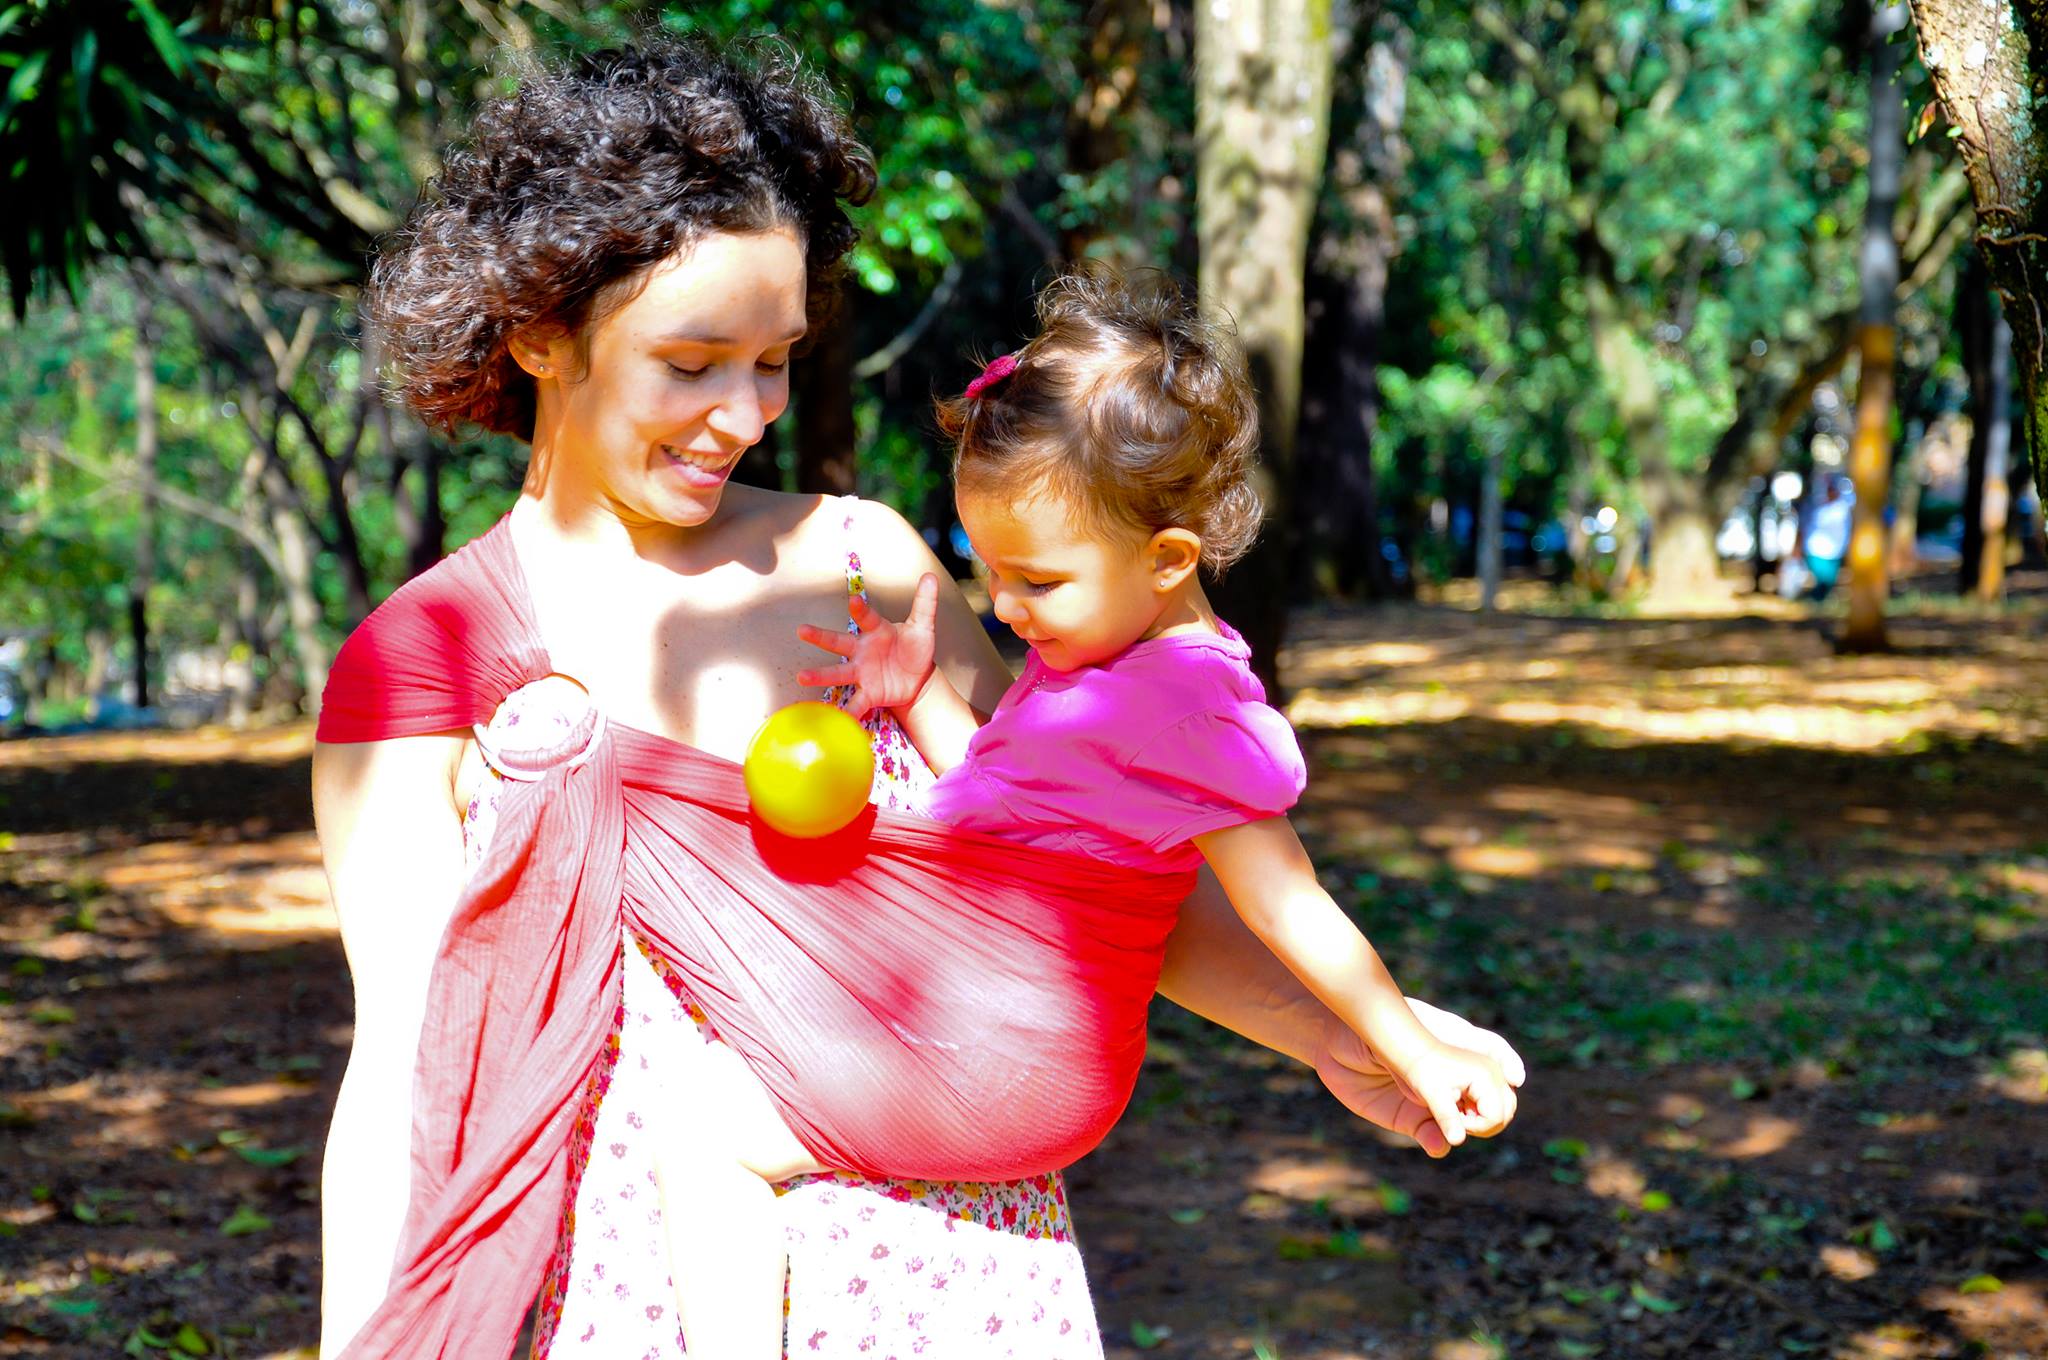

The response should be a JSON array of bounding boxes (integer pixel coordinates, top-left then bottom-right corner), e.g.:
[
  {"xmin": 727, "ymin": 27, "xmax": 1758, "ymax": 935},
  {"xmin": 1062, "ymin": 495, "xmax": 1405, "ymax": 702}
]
[{"xmin": 654, "ymin": 270, "xmax": 1519, "ymax": 1358}]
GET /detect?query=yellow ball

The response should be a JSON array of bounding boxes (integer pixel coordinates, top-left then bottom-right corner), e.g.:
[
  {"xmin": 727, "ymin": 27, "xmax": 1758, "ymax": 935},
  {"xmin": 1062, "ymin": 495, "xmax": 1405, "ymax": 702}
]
[{"xmin": 742, "ymin": 701, "xmax": 876, "ymax": 838}]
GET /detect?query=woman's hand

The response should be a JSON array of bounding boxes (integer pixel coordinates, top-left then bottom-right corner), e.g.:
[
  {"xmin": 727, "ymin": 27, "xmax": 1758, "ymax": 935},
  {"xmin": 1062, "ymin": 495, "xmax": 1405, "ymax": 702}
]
[
  {"xmin": 796, "ymin": 573, "xmax": 940, "ymax": 720},
  {"xmin": 1314, "ymin": 1000, "xmax": 1526, "ymax": 1158}
]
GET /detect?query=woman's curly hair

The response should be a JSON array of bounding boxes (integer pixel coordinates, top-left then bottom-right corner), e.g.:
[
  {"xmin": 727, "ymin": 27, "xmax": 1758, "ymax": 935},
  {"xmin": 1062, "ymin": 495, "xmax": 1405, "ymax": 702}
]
[
  {"xmin": 937, "ymin": 268, "xmax": 1264, "ymax": 572},
  {"xmin": 367, "ymin": 36, "xmax": 876, "ymax": 440}
]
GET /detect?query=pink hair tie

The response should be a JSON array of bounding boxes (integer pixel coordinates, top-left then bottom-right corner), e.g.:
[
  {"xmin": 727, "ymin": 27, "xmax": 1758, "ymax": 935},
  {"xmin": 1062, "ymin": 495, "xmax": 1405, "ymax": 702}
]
[{"xmin": 964, "ymin": 352, "xmax": 1019, "ymax": 400}]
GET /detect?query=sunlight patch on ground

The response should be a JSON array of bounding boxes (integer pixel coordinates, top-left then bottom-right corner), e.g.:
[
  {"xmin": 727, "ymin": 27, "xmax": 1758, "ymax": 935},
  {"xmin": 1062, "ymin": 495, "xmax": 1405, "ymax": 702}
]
[
  {"xmin": 1714, "ymin": 1113, "xmax": 1802, "ymax": 1159},
  {"xmin": 1246, "ymin": 1157, "xmax": 1386, "ymax": 1218},
  {"xmin": 0, "ymin": 722, "xmax": 313, "ymax": 770},
  {"xmin": 186, "ymin": 1080, "xmax": 317, "ymax": 1109},
  {"xmin": 1289, "ymin": 688, "xmax": 1472, "ymax": 728},
  {"xmin": 1819, "ymin": 1244, "xmax": 1881, "ymax": 1281},
  {"xmin": 1979, "ymin": 1047, "xmax": 2048, "ymax": 1104},
  {"xmin": 1489, "ymin": 697, "xmax": 1992, "ymax": 749},
  {"xmin": 1580, "ymin": 1151, "xmax": 1647, "ymax": 1203},
  {"xmin": 1926, "ymin": 1276, "xmax": 2048, "ymax": 1345},
  {"xmin": 1448, "ymin": 843, "xmax": 1546, "ymax": 877}
]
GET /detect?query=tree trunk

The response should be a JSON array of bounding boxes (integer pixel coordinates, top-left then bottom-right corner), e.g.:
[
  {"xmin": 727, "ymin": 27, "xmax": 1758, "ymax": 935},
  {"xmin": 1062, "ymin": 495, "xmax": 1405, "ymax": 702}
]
[
  {"xmin": 1557, "ymin": 51, "xmax": 1718, "ymax": 603},
  {"xmin": 1195, "ymin": 0, "xmax": 1336, "ymax": 694},
  {"xmin": 1063, "ymin": 0, "xmax": 1152, "ymax": 265},
  {"xmin": 1478, "ymin": 434, "xmax": 1504, "ymax": 610},
  {"xmin": 1907, "ymin": 0, "xmax": 2048, "ymax": 513},
  {"xmin": 794, "ymin": 308, "xmax": 857, "ymax": 496},
  {"xmin": 1301, "ymin": 11, "xmax": 1403, "ymax": 600},
  {"xmin": 261, "ymin": 462, "xmax": 331, "ymax": 714},
  {"xmin": 1842, "ymin": 1, "xmax": 1907, "ymax": 652},
  {"xmin": 1960, "ymin": 257, "xmax": 2015, "ymax": 598},
  {"xmin": 129, "ymin": 294, "xmax": 158, "ymax": 709},
  {"xmin": 84, "ymin": 631, "xmax": 112, "ymax": 717}
]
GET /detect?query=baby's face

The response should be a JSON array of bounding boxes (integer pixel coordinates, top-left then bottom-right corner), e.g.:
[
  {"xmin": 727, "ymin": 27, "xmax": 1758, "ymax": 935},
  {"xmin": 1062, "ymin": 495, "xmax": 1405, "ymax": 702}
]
[{"xmin": 957, "ymin": 488, "xmax": 1168, "ymax": 672}]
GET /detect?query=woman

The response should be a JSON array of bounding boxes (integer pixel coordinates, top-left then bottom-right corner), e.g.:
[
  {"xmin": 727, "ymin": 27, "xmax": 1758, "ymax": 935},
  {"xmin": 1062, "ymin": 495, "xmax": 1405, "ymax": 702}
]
[{"xmin": 314, "ymin": 37, "xmax": 1522, "ymax": 1359}]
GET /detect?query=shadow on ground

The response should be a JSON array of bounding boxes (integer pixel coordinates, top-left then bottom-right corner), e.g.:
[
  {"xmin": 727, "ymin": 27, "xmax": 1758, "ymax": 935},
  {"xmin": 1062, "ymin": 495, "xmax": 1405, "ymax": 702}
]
[{"xmin": 2, "ymin": 587, "xmax": 2046, "ymax": 1359}]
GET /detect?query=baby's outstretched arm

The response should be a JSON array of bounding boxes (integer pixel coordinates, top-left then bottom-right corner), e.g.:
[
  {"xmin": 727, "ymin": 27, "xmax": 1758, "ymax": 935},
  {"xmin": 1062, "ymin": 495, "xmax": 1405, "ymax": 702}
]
[
  {"xmin": 796, "ymin": 572, "xmax": 983, "ymax": 773},
  {"xmin": 1194, "ymin": 817, "xmax": 1518, "ymax": 1147}
]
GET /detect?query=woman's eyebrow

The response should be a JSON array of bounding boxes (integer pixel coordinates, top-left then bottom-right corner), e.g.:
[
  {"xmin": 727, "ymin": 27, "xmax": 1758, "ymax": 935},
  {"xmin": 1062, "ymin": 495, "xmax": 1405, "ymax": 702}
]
[{"xmin": 656, "ymin": 327, "xmax": 807, "ymax": 346}]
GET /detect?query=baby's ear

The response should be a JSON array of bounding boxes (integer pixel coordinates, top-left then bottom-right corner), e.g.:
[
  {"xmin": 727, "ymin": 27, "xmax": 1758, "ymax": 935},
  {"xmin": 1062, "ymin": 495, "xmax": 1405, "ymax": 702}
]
[{"xmin": 1147, "ymin": 528, "xmax": 1203, "ymax": 593}]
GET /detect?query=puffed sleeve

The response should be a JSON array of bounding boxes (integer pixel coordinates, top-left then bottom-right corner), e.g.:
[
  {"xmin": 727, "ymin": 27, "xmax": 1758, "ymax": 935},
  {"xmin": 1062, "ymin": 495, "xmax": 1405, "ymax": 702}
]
[{"xmin": 1114, "ymin": 701, "xmax": 1308, "ymax": 852}]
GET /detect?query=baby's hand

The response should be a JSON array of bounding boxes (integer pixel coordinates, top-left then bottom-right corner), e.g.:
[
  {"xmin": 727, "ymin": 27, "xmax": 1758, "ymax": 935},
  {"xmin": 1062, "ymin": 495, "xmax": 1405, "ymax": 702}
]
[
  {"xmin": 1394, "ymin": 1039, "xmax": 1518, "ymax": 1149},
  {"xmin": 795, "ymin": 573, "xmax": 940, "ymax": 719}
]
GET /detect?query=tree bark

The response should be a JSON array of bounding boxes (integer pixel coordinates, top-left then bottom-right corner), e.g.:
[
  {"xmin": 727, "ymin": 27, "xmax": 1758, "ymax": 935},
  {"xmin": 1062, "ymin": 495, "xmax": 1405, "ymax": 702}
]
[
  {"xmin": 1478, "ymin": 433, "xmax": 1504, "ymax": 610},
  {"xmin": 794, "ymin": 307, "xmax": 857, "ymax": 497},
  {"xmin": 1842, "ymin": 0, "xmax": 1908, "ymax": 652},
  {"xmin": 129, "ymin": 293, "xmax": 158, "ymax": 709},
  {"xmin": 1300, "ymin": 9, "xmax": 1402, "ymax": 600},
  {"xmin": 1195, "ymin": 0, "xmax": 1336, "ymax": 694},
  {"xmin": 261, "ymin": 460, "xmax": 330, "ymax": 714},
  {"xmin": 1063, "ymin": 0, "xmax": 1153, "ymax": 264},
  {"xmin": 1907, "ymin": 0, "xmax": 2048, "ymax": 512},
  {"xmin": 1959, "ymin": 251, "xmax": 2016, "ymax": 600}
]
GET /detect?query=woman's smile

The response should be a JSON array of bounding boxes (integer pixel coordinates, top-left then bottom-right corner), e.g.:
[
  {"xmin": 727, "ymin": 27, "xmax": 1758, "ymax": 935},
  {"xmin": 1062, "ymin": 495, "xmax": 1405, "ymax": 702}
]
[{"xmin": 660, "ymin": 442, "xmax": 744, "ymax": 488}]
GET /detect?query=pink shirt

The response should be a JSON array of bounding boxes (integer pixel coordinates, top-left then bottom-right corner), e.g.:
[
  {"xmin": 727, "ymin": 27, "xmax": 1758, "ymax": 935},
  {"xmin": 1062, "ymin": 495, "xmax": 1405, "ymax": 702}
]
[{"xmin": 927, "ymin": 624, "xmax": 1307, "ymax": 873}]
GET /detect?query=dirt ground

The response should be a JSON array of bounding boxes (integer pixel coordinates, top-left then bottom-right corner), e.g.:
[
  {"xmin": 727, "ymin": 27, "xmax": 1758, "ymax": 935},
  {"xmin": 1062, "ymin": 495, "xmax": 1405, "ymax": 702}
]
[{"xmin": 2, "ymin": 576, "xmax": 2045, "ymax": 1360}]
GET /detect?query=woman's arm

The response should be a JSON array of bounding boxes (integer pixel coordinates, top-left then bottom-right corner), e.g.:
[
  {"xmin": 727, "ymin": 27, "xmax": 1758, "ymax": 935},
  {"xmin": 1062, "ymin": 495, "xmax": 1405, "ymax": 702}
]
[{"xmin": 311, "ymin": 732, "xmax": 470, "ymax": 1357}]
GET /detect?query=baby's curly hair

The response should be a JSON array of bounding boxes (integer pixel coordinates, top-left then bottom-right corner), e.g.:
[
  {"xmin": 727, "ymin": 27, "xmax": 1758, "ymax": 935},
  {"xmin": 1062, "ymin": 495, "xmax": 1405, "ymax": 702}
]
[
  {"xmin": 937, "ymin": 269, "xmax": 1263, "ymax": 572},
  {"xmin": 367, "ymin": 36, "xmax": 876, "ymax": 440}
]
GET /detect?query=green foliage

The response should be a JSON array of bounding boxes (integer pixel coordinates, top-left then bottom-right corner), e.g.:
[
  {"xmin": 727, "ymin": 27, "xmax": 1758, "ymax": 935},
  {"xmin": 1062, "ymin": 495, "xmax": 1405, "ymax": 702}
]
[{"xmin": 1379, "ymin": 0, "xmax": 1916, "ymax": 554}]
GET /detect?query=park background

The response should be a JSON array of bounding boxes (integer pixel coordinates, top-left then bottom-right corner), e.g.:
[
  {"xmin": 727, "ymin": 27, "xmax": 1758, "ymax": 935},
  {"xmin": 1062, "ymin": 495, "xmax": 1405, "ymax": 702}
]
[{"xmin": 2, "ymin": 0, "xmax": 2047, "ymax": 1357}]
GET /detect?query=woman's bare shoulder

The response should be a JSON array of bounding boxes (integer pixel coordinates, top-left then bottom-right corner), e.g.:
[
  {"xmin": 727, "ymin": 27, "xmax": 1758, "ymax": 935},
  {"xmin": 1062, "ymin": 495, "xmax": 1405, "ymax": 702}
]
[{"xmin": 832, "ymin": 496, "xmax": 947, "ymax": 590}]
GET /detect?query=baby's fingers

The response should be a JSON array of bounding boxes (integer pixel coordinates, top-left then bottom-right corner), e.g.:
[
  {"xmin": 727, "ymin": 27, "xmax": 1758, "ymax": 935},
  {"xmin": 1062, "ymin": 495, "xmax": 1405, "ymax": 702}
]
[
  {"xmin": 795, "ymin": 663, "xmax": 860, "ymax": 691},
  {"xmin": 906, "ymin": 573, "xmax": 940, "ymax": 631},
  {"xmin": 1419, "ymin": 1081, "xmax": 1470, "ymax": 1150},
  {"xmin": 850, "ymin": 594, "xmax": 894, "ymax": 634},
  {"xmin": 1462, "ymin": 1075, "xmax": 1518, "ymax": 1138},
  {"xmin": 796, "ymin": 623, "xmax": 857, "ymax": 658}
]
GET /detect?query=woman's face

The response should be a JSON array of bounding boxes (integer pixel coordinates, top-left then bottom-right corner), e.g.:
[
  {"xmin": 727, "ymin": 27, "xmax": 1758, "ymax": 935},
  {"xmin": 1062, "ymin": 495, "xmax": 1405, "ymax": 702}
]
[{"xmin": 522, "ymin": 228, "xmax": 808, "ymax": 529}]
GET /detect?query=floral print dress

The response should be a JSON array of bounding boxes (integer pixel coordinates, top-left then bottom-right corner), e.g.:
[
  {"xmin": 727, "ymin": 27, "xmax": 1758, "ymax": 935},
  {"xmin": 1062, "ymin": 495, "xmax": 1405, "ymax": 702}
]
[{"xmin": 461, "ymin": 502, "xmax": 1105, "ymax": 1360}]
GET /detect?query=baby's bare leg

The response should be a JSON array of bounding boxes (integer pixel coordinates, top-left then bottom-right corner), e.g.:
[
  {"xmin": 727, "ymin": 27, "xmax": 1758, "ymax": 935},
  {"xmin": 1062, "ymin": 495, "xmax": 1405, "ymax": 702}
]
[{"xmin": 649, "ymin": 1037, "xmax": 826, "ymax": 1358}]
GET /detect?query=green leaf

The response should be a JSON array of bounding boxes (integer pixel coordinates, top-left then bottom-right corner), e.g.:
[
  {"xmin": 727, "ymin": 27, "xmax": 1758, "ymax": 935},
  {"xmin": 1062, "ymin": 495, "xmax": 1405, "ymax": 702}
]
[
  {"xmin": 172, "ymin": 1322, "xmax": 210, "ymax": 1355},
  {"xmin": 1557, "ymin": 1342, "xmax": 1601, "ymax": 1358},
  {"xmin": 232, "ymin": 1144, "xmax": 304, "ymax": 1168},
  {"xmin": 0, "ymin": 47, "xmax": 47, "ymax": 128},
  {"xmin": 47, "ymin": 1297, "xmax": 99, "ymax": 1316},
  {"xmin": 1729, "ymin": 1076, "xmax": 1759, "ymax": 1101},
  {"xmin": 27, "ymin": 1003, "xmax": 71, "ymax": 1025},
  {"xmin": 1629, "ymin": 1281, "xmax": 1682, "ymax": 1314},
  {"xmin": 1640, "ymin": 1190, "xmax": 1673, "ymax": 1212},
  {"xmin": 1129, "ymin": 1318, "xmax": 1168, "ymax": 1349},
  {"xmin": 1376, "ymin": 1181, "xmax": 1413, "ymax": 1216},
  {"xmin": 1167, "ymin": 1206, "xmax": 1206, "ymax": 1225},
  {"xmin": 1868, "ymin": 1219, "xmax": 1897, "ymax": 1253},
  {"xmin": 129, "ymin": 0, "xmax": 188, "ymax": 79},
  {"xmin": 1957, "ymin": 1274, "xmax": 2003, "ymax": 1295},
  {"xmin": 218, "ymin": 1205, "xmax": 271, "ymax": 1237},
  {"xmin": 1542, "ymin": 1138, "xmax": 1588, "ymax": 1161}
]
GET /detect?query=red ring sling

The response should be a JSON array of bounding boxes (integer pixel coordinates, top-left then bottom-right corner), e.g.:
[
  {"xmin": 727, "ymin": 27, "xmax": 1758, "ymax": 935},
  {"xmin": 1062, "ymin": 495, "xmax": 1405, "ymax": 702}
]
[{"xmin": 318, "ymin": 521, "xmax": 1192, "ymax": 1358}]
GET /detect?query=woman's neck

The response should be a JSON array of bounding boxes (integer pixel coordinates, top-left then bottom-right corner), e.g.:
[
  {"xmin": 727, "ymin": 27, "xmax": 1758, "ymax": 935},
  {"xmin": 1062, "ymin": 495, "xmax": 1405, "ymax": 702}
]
[{"xmin": 512, "ymin": 476, "xmax": 769, "ymax": 577}]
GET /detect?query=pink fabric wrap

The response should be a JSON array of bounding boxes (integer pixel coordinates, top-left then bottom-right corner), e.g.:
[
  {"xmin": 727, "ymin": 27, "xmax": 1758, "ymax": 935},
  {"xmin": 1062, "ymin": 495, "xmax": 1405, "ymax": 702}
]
[{"xmin": 317, "ymin": 521, "xmax": 1191, "ymax": 1360}]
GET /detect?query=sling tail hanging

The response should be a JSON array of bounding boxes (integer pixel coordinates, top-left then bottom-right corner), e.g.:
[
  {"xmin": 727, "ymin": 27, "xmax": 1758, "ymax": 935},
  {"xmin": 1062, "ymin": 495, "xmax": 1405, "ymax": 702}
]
[{"xmin": 319, "ymin": 520, "xmax": 1193, "ymax": 1360}]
